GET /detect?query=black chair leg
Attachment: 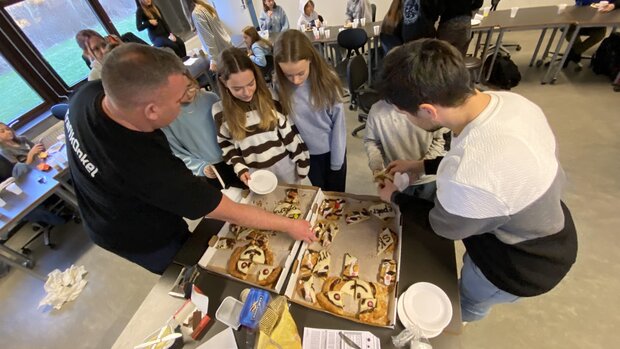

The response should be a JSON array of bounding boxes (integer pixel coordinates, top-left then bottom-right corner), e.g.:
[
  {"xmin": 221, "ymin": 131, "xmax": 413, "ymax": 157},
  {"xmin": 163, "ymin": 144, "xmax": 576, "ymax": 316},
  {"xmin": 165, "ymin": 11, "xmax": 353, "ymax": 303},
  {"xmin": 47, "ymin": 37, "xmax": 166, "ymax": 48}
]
[{"xmin": 351, "ymin": 123, "xmax": 366, "ymax": 137}]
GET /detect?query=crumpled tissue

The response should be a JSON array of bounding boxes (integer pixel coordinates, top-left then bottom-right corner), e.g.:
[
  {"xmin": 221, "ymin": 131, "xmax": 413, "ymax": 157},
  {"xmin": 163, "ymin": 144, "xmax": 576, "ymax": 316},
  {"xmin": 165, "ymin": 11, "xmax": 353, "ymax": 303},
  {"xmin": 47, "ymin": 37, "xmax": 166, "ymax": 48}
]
[{"xmin": 39, "ymin": 264, "xmax": 88, "ymax": 310}]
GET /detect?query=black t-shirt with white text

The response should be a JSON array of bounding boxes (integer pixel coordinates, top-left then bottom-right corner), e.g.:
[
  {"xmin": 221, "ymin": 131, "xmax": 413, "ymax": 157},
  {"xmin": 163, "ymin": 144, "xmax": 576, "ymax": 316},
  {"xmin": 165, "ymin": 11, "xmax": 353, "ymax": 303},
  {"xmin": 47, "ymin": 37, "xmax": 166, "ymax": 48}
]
[{"xmin": 66, "ymin": 81, "xmax": 222, "ymax": 254}]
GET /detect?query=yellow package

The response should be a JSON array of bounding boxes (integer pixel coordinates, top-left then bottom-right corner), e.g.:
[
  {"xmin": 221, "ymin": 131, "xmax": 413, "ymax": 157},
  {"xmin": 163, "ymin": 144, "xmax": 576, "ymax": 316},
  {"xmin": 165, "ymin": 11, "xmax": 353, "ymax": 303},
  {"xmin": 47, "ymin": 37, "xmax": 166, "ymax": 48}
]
[{"xmin": 256, "ymin": 296, "xmax": 301, "ymax": 349}]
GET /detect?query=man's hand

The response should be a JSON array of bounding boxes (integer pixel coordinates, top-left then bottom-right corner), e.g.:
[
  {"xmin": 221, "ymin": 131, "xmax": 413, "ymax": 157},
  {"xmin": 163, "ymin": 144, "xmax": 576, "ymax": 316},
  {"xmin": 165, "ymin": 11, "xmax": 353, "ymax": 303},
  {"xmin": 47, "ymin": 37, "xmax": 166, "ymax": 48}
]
[
  {"xmin": 204, "ymin": 165, "xmax": 217, "ymax": 179},
  {"xmin": 377, "ymin": 179, "xmax": 398, "ymax": 203},
  {"xmin": 209, "ymin": 61, "xmax": 217, "ymax": 72},
  {"xmin": 286, "ymin": 219, "xmax": 316, "ymax": 244},
  {"xmin": 149, "ymin": 19, "xmax": 158, "ymax": 26},
  {"xmin": 267, "ymin": 10, "xmax": 273, "ymax": 17},
  {"xmin": 240, "ymin": 172, "xmax": 251, "ymax": 185},
  {"xmin": 601, "ymin": 3, "xmax": 616, "ymax": 12},
  {"xmin": 386, "ymin": 159, "xmax": 424, "ymax": 178},
  {"xmin": 168, "ymin": 33, "xmax": 177, "ymax": 42}
]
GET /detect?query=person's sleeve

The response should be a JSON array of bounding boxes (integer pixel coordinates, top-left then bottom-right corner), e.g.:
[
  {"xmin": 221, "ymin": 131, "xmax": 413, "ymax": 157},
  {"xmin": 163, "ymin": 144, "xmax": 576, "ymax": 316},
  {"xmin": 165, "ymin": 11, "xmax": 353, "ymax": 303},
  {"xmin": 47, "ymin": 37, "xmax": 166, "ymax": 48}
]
[
  {"xmin": 472, "ymin": 0, "xmax": 484, "ymax": 12},
  {"xmin": 136, "ymin": 8, "xmax": 149, "ymax": 31},
  {"xmin": 297, "ymin": 15, "xmax": 306, "ymax": 30},
  {"xmin": 281, "ymin": 9, "xmax": 290, "ymax": 31},
  {"xmin": 193, "ymin": 12, "xmax": 218, "ymax": 60},
  {"xmin": 250, "ymin": 44, "xmax": 268, "ymax": 67},
  {"xmin": 423, "ymin": 129, "xmax": 447, "ymax": 159},
  {"xmin": 429, "ymin": 189, "xmax": 508, "ymax": 241},
  {"xmin": 278, "ymin": 115, "xmax": 310, "ymax": 178},
  {"xmin": 259, "ymin": 11, "xmax": 270, "ymax": 31},
  {"xmin": 161, "ymin": 128, "xmax": 207, "ymax": 177},
  {"xmin": 12, "ymin": 162, "xmax": 30, "ymax": 178},
  {"xmin": 0, "ymin": 149, "xmax": 18, "ymax": 164},
  {"xmin": 363, "ymin": 112, "xmax": 385, "ymax": 172},
  {"xmin": 214, "ymin": 106, "xmax": 249, "ymax": 177},
  {"xmin": 328, "ymin": 103, "xmax": 346, "ymax": 171},
  {"xmin": 345, "ymin": 3, "xmax": 354, "ymax": 22},
  {"xmin": 124, "ymin": 138, "xmax": 223, "ymax": 219}
]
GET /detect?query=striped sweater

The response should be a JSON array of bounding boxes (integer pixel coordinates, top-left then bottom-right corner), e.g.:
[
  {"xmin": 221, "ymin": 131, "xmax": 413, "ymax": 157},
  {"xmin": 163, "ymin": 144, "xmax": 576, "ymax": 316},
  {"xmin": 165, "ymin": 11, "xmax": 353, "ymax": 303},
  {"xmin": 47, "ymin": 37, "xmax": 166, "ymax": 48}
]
[{"xmin": 212, "ymin": 99, "xmax": 310, "ymax": 179}]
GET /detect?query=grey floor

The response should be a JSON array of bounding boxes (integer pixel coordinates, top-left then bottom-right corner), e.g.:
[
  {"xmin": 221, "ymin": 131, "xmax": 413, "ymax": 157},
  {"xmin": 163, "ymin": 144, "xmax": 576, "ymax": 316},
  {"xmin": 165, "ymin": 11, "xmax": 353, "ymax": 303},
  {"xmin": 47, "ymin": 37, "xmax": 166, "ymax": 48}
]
[{"xmin": 1, "ymin": 30, "xmax": 619, "ymax": 349}]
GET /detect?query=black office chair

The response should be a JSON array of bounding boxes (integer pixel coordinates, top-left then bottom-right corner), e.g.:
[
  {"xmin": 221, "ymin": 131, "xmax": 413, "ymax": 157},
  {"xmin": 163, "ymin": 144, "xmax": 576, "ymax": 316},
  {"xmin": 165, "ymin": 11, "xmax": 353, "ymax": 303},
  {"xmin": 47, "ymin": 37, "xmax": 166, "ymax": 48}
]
[
  {"xmin": 337, "ymin": 28, "xmax": 368, "ymax": 63},
  {"xmin": 371, "ymin": 3, "xmax": 377, "ymax": 22},
  {"xmin": 347, "ymin": 54, "xmax": 381, "ymax": 137}
]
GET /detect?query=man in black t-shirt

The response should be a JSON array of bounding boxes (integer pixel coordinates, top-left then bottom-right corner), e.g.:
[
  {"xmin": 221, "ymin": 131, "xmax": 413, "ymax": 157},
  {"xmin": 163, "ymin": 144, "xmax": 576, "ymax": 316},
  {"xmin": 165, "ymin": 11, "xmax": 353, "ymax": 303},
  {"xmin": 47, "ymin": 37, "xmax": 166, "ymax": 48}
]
[{"xmin": 66, "ymin": 43, "xmax": 315, "ymax": 274}]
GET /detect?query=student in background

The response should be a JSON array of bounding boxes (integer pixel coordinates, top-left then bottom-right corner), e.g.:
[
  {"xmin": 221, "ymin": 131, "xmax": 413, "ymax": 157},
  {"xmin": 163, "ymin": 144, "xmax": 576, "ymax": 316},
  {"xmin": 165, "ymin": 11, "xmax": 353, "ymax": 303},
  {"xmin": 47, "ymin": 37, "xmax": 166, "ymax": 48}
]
[
  {"xmin": 345, "ymin": 0, "xmax": 372, "ymax": 24},
  {"xmin": 136, "ymin": 0, "xmax": 186, "ymax": 58},
  {"xmin": 161, "ymin": 73, "xmax": 243, "ymax": 189},
  {"xmin": 297, "ymin": 0, "xmax": 323, "ymax": 30},
  {"xmin": 243, "ymin": 26, "xmax": 273, "ymax": 68},
  {"xmin": 190, "ymin": 0, "xmax": 232, "ymax": 72},
  {"xmin": 213, "ymin": 48, "xmax": 310, "ymax": 185},
  {"xmin": 364, "ymin": 100, "xmax": 446, "ymax": 200},
  {"xmin": 75, "ymin": 30, "xmax": 122, "ymax": 81},
  {"xmin": 437, "ymin": 0, "xmax": 483, "ymax": 55},
  {"xmin": 380, "ymin": 0, "xmax": 404, "ymax": 54},
  {"xmin": 259, "ymin": 0, "xmax": 290, "ymax": 33},
  {"xmin": 274, "ymin": 30, "xmax": 347, "ymax": 192},
  {"xmin": 0, "ymin": 123, "xmax": 45, "ymax": 164}
]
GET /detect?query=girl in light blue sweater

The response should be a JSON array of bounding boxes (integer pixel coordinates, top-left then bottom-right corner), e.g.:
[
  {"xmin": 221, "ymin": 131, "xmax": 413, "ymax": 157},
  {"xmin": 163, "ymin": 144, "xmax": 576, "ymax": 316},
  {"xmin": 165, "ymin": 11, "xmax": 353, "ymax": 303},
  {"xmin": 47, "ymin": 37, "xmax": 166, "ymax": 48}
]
[
  {"xmin": 259, "ymin": 0, "xmax": 290, "ymax": 33},
  {"xmin": 243, "ymin": 26, "xmax": 272, "ymax": 68},
  {"xmin": 274, "ymin": 30, "xmax": 347, "ymax": 191}
]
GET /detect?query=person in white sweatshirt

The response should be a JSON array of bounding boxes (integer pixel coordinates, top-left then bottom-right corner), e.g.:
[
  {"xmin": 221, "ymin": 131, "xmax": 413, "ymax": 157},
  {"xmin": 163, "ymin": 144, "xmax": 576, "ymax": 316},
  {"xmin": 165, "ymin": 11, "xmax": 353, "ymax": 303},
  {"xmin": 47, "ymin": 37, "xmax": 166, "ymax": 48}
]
[{"xmin": 297, "ymin": 0, "xmax": 322, "ymax": 30}]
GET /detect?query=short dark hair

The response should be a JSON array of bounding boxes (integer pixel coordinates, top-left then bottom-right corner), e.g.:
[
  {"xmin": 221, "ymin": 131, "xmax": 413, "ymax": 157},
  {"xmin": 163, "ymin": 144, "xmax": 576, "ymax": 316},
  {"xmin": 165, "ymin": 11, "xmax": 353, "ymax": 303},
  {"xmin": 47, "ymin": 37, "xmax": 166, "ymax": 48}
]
[
  {"xmin": 377, "ymin": 39, "xmax": 475, "ymax": 115},
  {"xmin": 101, "ymin": 43, "xmax": 186, "ymax": 107}
]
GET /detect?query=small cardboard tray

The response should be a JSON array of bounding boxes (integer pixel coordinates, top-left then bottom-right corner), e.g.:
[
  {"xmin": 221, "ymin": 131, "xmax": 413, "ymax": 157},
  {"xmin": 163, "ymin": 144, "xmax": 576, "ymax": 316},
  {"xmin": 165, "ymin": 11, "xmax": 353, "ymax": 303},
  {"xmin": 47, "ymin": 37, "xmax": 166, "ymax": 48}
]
[
  {"xmin": 198, "ymin": 184, "xmax": 320, "ymax": 293},
  {"xmin": 284, "ymin": 191, "xmax": 402, "ymax": 328}
]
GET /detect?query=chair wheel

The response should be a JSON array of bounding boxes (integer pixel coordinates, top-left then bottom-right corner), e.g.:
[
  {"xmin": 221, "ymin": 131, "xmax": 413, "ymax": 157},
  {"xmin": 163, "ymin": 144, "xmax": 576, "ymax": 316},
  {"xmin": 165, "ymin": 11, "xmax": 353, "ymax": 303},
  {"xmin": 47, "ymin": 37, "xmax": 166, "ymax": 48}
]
[
  {"xmin": 516, "ymin": 45, "xmax": 522, "ymax": 51},
  {"xmin": 349, "ymin": 104, "xmax": 355, "ymax": 110},
  {"xmin": 536, "ymin": 60, "xmax": 543, "ymax": 67},
  {"xmin": 21, "ymin": 248, "xmax": 31, "ymax": 255}
]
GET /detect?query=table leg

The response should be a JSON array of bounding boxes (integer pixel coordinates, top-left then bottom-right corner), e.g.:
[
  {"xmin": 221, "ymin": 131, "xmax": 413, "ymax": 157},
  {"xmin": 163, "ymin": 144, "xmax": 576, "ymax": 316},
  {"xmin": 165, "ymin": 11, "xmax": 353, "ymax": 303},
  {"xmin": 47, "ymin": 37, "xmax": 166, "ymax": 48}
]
[
  {"xmin": 367, "ymin": 41, "xmax": 373, "ymax": 85},
  {"xmin": 485, "ymin": 30, "xmax": 504, "ymax": 82},
  {"xmin": 544, "ymin": 24, "xmax": 572, "ymax": 84},
  {"xmin": 473, "ymin": 31, "xmax": 483, "ymax": 57},
  {"xmin": 541, "ymin": 28, "xmax": 558, "ymax": 63},
  {"xmin": 477, "ymin": 28, "xmax": 494, "ymax": 83},
  {"xmin": 530, "ymin": 28, "xmax": 547, "ymax": 67}
]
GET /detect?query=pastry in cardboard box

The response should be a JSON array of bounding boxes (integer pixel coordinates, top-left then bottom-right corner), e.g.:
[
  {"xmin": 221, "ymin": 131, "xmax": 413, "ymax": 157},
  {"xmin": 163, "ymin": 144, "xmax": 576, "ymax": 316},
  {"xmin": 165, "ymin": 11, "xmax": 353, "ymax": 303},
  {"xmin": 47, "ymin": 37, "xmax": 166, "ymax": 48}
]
[
  {"xmin": 341, "ymin": 253, "xmax": 359, "ymax": 278},
  {"xmin": 368, "ymin": 203, "xmax": 395, "ymax": 221},
  {"xmin": 317, "ymin": 291, "xmax": 345, "ymax": 315},
  {"xmin": 378, "ymin": 259, "xmax": 397, "ymax": 289},
  {"xmin": 312, "ymin": 250, "xmax": 330, "ymax": 278},
  {"xmin": 377, "ymin": 228, "xmax": 398, "ymax": 255},
  {"xmin": 345, "ymin": 209, "xmax": 370, "ymax": 224},
  {"xmin": 319, "ymin": 198, "xmax": 346, "ymax": 220},
  {"xmin": 296, "ymin": 275, "xmax": 318, "ymax": 304},
  {"xmin": 257, "ymin": 265, "xmax": 282, "ymax": 286}
]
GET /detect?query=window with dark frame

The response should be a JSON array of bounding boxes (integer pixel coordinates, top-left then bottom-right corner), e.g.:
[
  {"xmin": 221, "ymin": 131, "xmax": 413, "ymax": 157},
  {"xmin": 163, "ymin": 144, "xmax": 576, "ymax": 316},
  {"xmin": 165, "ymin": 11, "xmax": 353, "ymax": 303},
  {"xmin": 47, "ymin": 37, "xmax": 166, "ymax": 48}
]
[{"xmin": 0, "ymin": 0, "xmax": 138, "ymax": 129}]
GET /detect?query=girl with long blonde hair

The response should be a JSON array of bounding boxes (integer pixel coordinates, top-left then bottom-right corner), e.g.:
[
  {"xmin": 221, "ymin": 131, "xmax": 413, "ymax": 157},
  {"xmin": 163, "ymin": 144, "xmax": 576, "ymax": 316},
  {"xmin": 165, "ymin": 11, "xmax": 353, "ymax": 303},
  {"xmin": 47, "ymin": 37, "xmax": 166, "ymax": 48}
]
[
  {"xmin": 242, "ymin": 26, "xmax": 272, "ymax": 68},
  {"xmin": 274, "ymin": 30, "xmax": 347, "ymax": 191},
  {"xmin": 190, "ymin": 0, "xmax": 231, "ymax": 72},
  {"xmin": 213, "ymin": 47, "xmax": 309, "ymax": 185}
]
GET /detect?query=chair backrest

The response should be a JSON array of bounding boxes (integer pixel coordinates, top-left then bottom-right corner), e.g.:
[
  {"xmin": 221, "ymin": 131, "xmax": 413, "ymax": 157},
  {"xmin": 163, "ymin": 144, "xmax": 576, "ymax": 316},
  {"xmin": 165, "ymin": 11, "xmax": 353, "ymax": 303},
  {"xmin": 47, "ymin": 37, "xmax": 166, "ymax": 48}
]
[
  {"xmin": 337, "ymin": 28, "xmax": 368, "ymax": 51},
  {"xmin": 347, "ymin": 54, "xmax": 368, "ymax": 93},
  {"xmin": 371, "ymin": 3, "xmax": 377, "ymax": 22}
]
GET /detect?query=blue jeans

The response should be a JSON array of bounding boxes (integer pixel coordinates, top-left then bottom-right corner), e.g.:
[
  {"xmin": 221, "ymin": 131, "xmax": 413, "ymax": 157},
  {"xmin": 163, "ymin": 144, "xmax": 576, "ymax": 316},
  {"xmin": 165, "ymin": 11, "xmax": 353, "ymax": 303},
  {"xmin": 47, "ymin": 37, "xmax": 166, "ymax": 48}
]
[{"xmin": 460, "ymin": 253, "xmax": 520, "ymax": 322}]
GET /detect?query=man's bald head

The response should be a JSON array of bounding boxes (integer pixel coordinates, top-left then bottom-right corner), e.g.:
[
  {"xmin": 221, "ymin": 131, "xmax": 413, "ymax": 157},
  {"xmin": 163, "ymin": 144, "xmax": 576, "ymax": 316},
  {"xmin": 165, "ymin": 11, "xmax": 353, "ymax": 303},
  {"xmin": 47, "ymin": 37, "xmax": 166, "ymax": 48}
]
[{"xmin": 101, "ymin": 43, "xmax": 186, "ymax": 108}]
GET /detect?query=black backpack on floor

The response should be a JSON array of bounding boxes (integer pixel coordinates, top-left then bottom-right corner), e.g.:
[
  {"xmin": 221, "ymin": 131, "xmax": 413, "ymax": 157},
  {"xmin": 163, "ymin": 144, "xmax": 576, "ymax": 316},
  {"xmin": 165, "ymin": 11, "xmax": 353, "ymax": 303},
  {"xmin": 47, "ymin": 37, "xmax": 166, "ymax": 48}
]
[
  {"xmin": 483, "ymin": 52, "xmax": 522, "ymax": 90},
  {"xmin": 591, "ymin": 33, "xmax": 620, "ymax": 80}
]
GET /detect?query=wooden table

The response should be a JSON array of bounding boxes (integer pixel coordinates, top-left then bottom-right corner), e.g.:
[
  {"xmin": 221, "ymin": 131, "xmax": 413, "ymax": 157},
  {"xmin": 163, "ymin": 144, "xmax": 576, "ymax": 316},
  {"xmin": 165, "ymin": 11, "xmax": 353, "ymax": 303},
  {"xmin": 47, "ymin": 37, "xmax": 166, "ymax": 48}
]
[{"xmin": 112, "ymin": 200, "xmax": 462, "ymax": 349}]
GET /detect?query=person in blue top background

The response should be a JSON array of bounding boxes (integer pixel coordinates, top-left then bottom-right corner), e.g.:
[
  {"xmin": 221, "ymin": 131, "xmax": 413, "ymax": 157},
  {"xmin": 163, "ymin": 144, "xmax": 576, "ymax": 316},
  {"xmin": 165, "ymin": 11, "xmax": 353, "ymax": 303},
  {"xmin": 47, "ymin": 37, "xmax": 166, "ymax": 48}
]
[
  {"xmin": 161, "ymin": 73, "xmax": 243, "ymax": 189},
  {"xmin": 243, "ymin": 26, "xmax": 273, "ymax": 68},
  {"xmin": 259, "ymin": 0, "xmax": 290, "ymax": 33}
]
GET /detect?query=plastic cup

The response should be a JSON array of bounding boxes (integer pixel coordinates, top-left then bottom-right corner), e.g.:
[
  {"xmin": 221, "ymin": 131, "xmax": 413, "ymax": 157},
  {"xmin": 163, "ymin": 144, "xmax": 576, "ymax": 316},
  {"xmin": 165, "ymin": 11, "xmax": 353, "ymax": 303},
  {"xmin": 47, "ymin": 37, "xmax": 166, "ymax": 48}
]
[
  {"xmin": 360, "ymin": 18, "xmax": 366, "ymax": 26},
  {"xmin": 373, "ymin": 25, "xmax": 380, "ymax": 36},
  {"xmin": 324, "ymin": 29, "xmax": 331, "ymax": 38},
  {"xmin": 510, "ymin": 7, "xmax": 519, "ymax": 18},
  {"xmin": 557, "ymin": 4, "xmax": 567, "ymax": 14},
  {"xmin": 483, "ymin": 6, "xmax": 491, "ymax": 17},
  {"xmin": 352, "ymin": 18, "xmax": 359, "ymax": 28},
  {"xmin": 318, "ymin": 27, "xmax": 325, "ymax": 35},
  {"xmin": 6, "ymin": 183, "xmax": 22, "ymax": 195},
  {"xmin": 313, "ymin": 31, "xmax": 320, "ymax": 40},
  {"xmin": 339, "ymin": 27, "xmax": 345, "ymax": 32}
]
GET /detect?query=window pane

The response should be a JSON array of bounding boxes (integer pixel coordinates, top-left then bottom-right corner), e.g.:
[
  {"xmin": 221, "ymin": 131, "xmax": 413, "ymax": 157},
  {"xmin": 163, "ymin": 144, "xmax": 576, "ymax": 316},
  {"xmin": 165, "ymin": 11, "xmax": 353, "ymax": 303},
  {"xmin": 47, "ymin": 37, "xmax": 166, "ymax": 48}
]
[
  {"xmin": 6, "ymin": 0, "xmax": 107, "ymax": 86},
  {"xmin": 99, "ymin": 0, "xmax": 150, "ymax": 44},
  {"xmin": 0, "ymin": 54, "xmax": 44, "ymax": 124}
]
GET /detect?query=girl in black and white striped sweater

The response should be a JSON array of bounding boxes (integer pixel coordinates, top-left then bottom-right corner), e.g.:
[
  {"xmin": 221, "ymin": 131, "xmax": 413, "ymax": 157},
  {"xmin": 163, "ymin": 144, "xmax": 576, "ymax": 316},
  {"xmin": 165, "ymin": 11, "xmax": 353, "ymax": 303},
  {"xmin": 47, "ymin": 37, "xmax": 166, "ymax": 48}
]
[{"xmin": 213, "ymin": 47, "xmax": 310, "ymax": 185}]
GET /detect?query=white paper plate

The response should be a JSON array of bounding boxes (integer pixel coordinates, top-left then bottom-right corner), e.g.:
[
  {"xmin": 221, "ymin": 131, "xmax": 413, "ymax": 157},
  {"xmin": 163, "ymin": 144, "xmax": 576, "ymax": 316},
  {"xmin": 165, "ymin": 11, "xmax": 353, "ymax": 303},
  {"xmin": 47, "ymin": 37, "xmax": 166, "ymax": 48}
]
[
  {"xmin": 403, "ymin": 282, "xmax": 452, "ymax": 332},
  {"xmin": 47, "ymin": 142, "xmax": 65, "ymax": 154},
  {"xmin": 471, "ymin": 19, "xmax": 481, "ymax": 26},
  {"xmin": 248, "ymin": 170, "xmax": 278, "ymax": 195},
  {"xmin": 397, "ymin": 296, "xmax": 443, "ymax": 338}
]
